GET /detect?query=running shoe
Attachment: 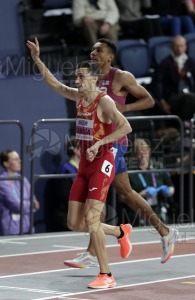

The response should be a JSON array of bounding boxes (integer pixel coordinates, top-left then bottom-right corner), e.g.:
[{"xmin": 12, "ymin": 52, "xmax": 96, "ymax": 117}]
[
  {"xmin": 118, "ymin": 224, "xmax": 132, "ymax": 259},
  {"xmin": 161, "ymin": 228, "xmax": 179, "ymax": 263},
  {"xmin": 64, "ymin": 252, "xmax": 99, "ymax": 268},
  {"xmin": 88, "ymin": 273, "xmax": 116, "ymax": 289}
]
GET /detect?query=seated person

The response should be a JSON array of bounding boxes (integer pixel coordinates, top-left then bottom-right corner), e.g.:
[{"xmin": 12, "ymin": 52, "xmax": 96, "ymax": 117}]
[
  {"xmin": 128, "ymin": 138, "xmax": 175, "ymax": 224},
  {"xmin": 149, "ymin": 35, "xmax": 195, "ymax": 124},
  {"xmin": 183, "ymin": 0, "xmax": 195, "ymax": 25},
  {"xmin": 115, "ymin": 0, "xmax": 163, "ymax": 41},
  {"xmin": 147, "ymin": 0, "xmax": 195, "ymax": 35},
  {"xmin": 72, "ymin": 0, "xmax": 120, "ymax": 47},
  {"xmin": 0, "ymin": 149, "xmax": 40, "ymax": 235}
]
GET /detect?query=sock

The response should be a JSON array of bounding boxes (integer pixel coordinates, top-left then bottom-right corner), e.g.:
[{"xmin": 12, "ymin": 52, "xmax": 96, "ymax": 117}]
[
  {"xmin": 100, "ymin": 272, "xmax": 112, "ymax": 277},
  {"xmin": 117, "ymin": 226, "xmax": 124, "ymax": 239}
]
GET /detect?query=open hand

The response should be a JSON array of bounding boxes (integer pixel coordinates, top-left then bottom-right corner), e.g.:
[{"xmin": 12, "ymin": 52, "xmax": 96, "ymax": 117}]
[{"xmin": 26, "ymin": 37, "xmax": 40, "ymax": 60}]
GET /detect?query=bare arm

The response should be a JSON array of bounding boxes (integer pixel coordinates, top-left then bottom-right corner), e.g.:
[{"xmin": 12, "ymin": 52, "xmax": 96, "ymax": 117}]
[
  {"xmin": 184, "ymin": 0, "xmax": 195, "ymax": 14},
  {"xmin": 98, "ymin": 96, "xmax": 132, "ymax": 144},
  {"xmin": 86, "ymin": 96, "xmax": 132, "ymax": 161},
  {"xmin": 115, "ymin": 71, "xmax": 155, "ymax": 113},
  {"xmin": 26, "ymin": 38, "xmax": 79, "ymax": 101}
]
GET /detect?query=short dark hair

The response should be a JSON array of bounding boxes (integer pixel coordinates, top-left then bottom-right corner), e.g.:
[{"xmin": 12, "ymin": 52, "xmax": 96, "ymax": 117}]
[
  {"xmin": 97, "ymin": 38, "xmax": 117, "ymax": 55},
  {"xmin": 0, "ymin": 149, "xmax": 14, "ymax": 167},
  {"xmin": 76, "ymin": 60, "xmax": 102, "ymax": 76},
  {"xmin": 65, "ymin": 136, "xmax": 79, "ymax": 157}
]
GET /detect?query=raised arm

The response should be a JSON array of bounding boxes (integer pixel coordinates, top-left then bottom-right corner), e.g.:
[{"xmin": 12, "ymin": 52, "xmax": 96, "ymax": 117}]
[{"xmin": 26, "ymin": 37, "xmax": 79, "ymax": 101}]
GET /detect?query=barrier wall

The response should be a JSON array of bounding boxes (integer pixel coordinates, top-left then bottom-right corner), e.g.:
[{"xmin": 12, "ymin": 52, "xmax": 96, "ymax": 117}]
[
  {"xmin": 0, "ymin": 75, "xmax": 70, "ymax": 233},
  {"xmin": 1, "ymin": 114, "xmax": 194, "ymax": 234}
]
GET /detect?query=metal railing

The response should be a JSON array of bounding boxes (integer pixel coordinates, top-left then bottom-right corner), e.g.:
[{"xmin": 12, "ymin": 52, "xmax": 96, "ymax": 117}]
[
  {"xmin": 189, "ymin": 116, "xmax": 195, "ymax": 223},
  {"xmin": 29, "ymin": 115, "xmax": 185, "ymax": 232},
  {"xmin": 0, "ymin": 120, "xmax": 25, "ymax": 234},
  {"xmin": 126, "ymin": 115, "xmax": 185, "ymax": 218},
  {"xmin": 29, "ymin": 118, "xmax": 75, "ymax": 233}
]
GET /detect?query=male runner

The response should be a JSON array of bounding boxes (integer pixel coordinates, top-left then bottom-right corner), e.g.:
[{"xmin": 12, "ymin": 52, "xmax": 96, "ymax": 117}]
[
  {"xmin": 64, "ymin": 38, "xmax": 179, "ymax": 268},
  {"xmin": 27, "ymin": 39, "xmax": 132, "ymax": 288}
]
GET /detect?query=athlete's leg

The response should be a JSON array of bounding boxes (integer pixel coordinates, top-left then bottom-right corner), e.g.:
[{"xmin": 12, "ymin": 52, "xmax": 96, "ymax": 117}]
[
  {"xmin": 67, "ymin": 200, "xmax": 86, "ymax": 232},
  {"xmin": 113, "ymin": 171, "xmax": 169, "ymax": 237},
  {"xmin": 67, "ymin": 172, "xmax": 88, "ymax": 232},
  {"xmin": 85, "ymin": 145, "xmax": 129, "ymax": 254},
  {"xmin": 84, "ymin": 198, "xmax": 111, "ymax": 273},
  {"xmin": 65, "ymin": 152, "xmax": 131, "ymax": 268}
]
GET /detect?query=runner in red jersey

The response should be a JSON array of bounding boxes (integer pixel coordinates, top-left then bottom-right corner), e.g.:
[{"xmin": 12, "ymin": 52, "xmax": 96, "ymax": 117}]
[
  {"xmin": 64, "ymin": 38, "xmax": 178, "ymax": 267},
  {"xmin": 27, "ymin": 39, "xmax": 132, "ymax": 289},
  {"xmin": 70, "ymin": 91, "xmax": 115, "ymax": 203}
]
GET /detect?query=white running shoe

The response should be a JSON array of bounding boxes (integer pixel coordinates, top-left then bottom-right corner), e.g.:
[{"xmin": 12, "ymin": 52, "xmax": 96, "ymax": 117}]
[
  {"xmin": 161, "ymin": 228, "xmax": 179, "ymax": 263},
  {"xmin": 64, "ymin": 252, "xmax": 99, "ymax": 268}
]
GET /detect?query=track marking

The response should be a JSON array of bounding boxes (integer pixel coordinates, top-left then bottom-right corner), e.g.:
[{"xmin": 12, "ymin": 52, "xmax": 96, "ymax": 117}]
[
  {"xmin": 0, "ymin": 286, "xmax": 64, "ymax": 295},
  {"xmin": 0, "ymin": 253, "xmax": 194, "ymax": 279},
  {"xmin": 0, "ymin": 241, "xmax": 27, "ymax": 245},
  {"xmin": 0, "ymin": 237, "xmax": 194, "ymax": 258},
  {"xmin": 182, "ymin": 281, "xmax": 195, "ymax": 284},
  {"xmin": 33, "ymin": 275, "xmax": 195, "ymax": 300}
]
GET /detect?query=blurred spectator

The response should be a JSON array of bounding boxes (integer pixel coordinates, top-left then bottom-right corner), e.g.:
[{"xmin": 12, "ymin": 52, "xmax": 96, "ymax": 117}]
[
  {"xmin": 128, "ymin": 138, "xmax": 175, "ymax": 223},
  {"xmin": 183, "ymin": 0, "xmax": 195, "ymax": 24},
  {"xmin": 72, "ymin": 0, "xmax": 120, "ymax": 47},
  {"xmin": 115, "ymin": 0, "xmax": 163, "ymax": 41},
  {"xmin": 149, "ymin": 35, "xmax": 195, "ymax": 122},
  {"xmin": 0, "ymin": 150, "xmax": 40, "ymax": 235},
  {"xmin": 53, "ymin": 137, "xmax": 80, "ymax": 231},
  {"xmin": 147, "ymin": 0, "xmax": 195, "ymax": 35}
]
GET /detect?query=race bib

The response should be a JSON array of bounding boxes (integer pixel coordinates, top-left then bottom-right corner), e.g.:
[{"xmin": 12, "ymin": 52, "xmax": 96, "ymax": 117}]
[
  {"xmin": 76, "ymin": 118, "xmax": 94, "ymax": 141},
  {"xmin": 100, "ymin": 86, "xmax": 107, "ymax": 93},
  {"xmin": 101, "ymin": 160, "xmax": 113, "ymax": 177}
]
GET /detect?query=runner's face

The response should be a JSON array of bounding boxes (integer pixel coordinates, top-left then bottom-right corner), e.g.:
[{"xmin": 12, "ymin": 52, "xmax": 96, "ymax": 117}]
[
  {"xmin": 90, "ymin": 42, "xmax": 113, "ymax": 65},
  {"xmin": 75, "ymin": 68, "xmax": 97, "ymax": 93}
]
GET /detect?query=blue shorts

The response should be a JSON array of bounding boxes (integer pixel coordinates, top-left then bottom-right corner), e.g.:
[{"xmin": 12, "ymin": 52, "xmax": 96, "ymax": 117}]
[{"xmin": 112, "ymin": 143, "xmax": 128, "ymax": 175}]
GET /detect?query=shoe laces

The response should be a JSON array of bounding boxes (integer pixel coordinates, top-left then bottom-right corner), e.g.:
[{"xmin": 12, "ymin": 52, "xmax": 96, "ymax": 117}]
[
  {"xmin": 161, "ymin": 237, "xmax": 166, "ymax": 252},
  {"xmin": 76, "ymin": 252, "xmax": 88, "ymax": 259}
]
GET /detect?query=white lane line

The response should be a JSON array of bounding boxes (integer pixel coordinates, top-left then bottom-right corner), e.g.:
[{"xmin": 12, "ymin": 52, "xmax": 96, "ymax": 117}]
[
  {"xmin": 52, "ymin": 245, "xmax": 82, "ymax": 249},
  {"xmin": 0, "ymin": 232, "xmax": 89, "ymax": 242},
  {"xmin": 0, "ymin": 285, "xmax": 65, "ymax": 295},
  {"xmin": 33, "ymin": 274, "xmax": 195, "ymax": 300},
  {"xmin": 0, "ymin": 237, "xmax": 194, "ymax": 258},
  {"xmin": 0, "ymin": 253, "xmax": 194, "ymax": 279},
  {"xmin": 0, "ymin": 241, "xmax": 27, "ymax": 245},
  {"xmin": 0, "ymin": 224, "xmax": 194, "ymax": 243}
]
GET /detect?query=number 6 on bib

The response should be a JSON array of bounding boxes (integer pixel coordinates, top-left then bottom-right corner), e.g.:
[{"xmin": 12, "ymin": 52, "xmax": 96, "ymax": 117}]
[{"xmin": 101, "ymin": 160, "xmax": 113, "ymax": 177}]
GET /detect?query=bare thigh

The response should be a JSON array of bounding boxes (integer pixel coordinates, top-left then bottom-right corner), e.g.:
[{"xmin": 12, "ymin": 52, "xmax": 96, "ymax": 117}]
[
  {"xmin": 113, "ymin": 171, "xmax": 132, "ymax": 196},
  {"xmin": 67, "ymin": 201, "xmax": 85, "ymax": 231}
]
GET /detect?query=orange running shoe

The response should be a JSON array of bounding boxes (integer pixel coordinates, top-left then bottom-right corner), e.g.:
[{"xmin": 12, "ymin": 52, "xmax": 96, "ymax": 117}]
[
  {"xmin": 118, "ymin": 224, "xmax": 132, "ymax": 259},
  {"xmin": 88, "ymin": 274, "xmax": 116, "ymax": 289}
]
